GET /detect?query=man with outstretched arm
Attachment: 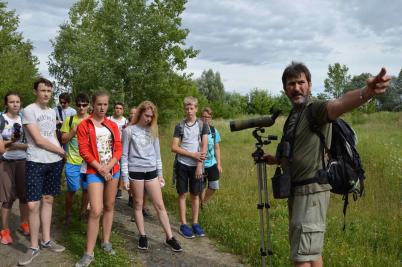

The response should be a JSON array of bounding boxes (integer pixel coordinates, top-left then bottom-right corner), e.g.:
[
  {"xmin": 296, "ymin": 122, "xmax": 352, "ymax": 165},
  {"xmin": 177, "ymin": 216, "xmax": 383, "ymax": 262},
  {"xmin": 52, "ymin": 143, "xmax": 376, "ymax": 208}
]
[{"xmin": 263, "ymin": 62, "xmax": 390, "ymax": 267}]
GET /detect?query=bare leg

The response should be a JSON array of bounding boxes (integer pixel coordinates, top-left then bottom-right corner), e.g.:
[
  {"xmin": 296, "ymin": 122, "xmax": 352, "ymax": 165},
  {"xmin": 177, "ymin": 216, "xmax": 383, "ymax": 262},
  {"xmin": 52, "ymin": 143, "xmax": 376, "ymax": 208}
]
[
  {"xmin": 41, "ymin": 195, "xmax": 54, "ymax": 242},
  {"xmin": 202, "ymin": 188, "xmax": 216, "ymax": 204},
  {"xmin": 311, "ymin": 257, "xmax": 323, "ymax": 267},
  {"xmin": 191, "ymin": 194, "xmax": 200, "ymax": 224},
  {"xmin": 85, "ymin": 183, "xmax": 104, "ymax": 254},
  {"xmin": 146, "ymin": 179, "xmax": 173, "ymax": 239},
  {"xmin": 65, "ymin": 191, "xmax": 75, "ymax": 217},
  {"xmin": 178, "ymin": 193, "xmax": 187, "ymax": 225},
  {"xmin": 102, "ymin": 178, "xmax": 119, "ymax": 244},
  {"xmin": 19, "ymin": 201, "xmax": 29, "ymax": 224},
  {"xmin": 131, "ymin": 180, "xmax": 145, "ymax": 235},
  {"xmin": 28, "ymin": 201, "xmax": 41, "ymax": 248},
  {"xmin": 1, "ymin": 206, "xmax": 10, "ymax": 229},
  {"xmin": 294, "ymin": 257, "xmax": 323, "ymax": 267},
  {"xmin": 80, "ymin": 190, "xmax": 89, "ymax": 215}
]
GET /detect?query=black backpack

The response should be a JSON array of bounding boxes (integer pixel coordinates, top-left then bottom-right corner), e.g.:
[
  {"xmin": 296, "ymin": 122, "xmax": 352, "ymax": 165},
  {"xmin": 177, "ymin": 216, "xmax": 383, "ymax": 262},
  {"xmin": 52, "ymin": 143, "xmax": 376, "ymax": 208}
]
[{"xmin": 306, "ymin": 105, "xmax": 365, "ymax": 229}]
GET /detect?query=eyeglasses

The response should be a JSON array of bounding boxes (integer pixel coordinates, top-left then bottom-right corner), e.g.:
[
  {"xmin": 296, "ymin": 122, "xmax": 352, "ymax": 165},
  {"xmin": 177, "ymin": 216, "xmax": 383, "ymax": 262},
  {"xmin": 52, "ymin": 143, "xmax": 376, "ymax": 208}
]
[{"xmin": 76, "ymin": 103, "xmax": 89, "ymax": 108}]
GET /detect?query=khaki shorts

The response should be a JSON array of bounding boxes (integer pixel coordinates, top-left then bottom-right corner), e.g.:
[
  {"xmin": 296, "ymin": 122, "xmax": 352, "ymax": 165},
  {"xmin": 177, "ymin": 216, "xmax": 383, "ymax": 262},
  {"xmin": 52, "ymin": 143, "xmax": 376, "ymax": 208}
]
[
  {"xmin": 288, "ymin": 190, "xmax": 330, "ymax": 262},
  {"xmin": 0, "ymin": 159, "xmax": 27, "ymax": 203}
]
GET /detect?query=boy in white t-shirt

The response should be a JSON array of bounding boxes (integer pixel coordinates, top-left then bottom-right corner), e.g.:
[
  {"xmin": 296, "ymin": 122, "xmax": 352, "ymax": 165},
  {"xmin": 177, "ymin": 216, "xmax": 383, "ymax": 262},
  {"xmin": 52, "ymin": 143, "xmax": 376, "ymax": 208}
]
[
  {"xmin": 108, "ymin": 102, "xmax": 128, "ymax": 199},
  {"xmin": 18, "ymin": 78, "xmax": 66, "ymax": 266}
]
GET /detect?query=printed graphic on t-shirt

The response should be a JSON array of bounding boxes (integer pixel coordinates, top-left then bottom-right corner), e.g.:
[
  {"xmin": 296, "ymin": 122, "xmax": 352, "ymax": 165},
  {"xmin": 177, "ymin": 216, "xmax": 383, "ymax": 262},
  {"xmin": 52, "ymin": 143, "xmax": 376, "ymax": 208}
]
[
  {"xmin": 96, "ymin": 127, "xmax": 113, "ymax": 165},
  {"xmin": 132, "ymin": 127, "xmax": 152, "ymax": 157},
  {"xmin": 37, "ymin": 114, "xmax": 56, "ymax": 137}
]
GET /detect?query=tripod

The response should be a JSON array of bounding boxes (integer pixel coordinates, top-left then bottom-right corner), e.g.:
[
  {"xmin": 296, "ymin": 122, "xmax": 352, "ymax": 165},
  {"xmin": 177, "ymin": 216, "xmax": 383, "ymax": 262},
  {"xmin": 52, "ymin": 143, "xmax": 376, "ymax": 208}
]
[{"xmin": 252, "ymin": 127, "xmax": 277, "ymax": 267}]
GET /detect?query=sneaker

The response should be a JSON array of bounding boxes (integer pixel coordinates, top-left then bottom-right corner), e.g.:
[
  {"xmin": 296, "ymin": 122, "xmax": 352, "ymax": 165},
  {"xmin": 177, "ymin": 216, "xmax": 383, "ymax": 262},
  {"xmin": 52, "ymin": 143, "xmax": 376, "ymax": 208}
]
[
  {"xmin": 18, "ymin": 247, "xmax": 40, "ymax": 266},
  {"xmin": 75, "ymin": 252, "xmax": 94, "ymax": 267},
  {"xmin": 127, "ymin": 196, "xmax": 133, "ymax": 208},
  {"xmin": 137, "ymin": 235, "xmax": 148, "ymax": 250},
  {"xmin": 101, "ymin": 242, "xmax": 116, "ymax": 255},
  {"xmin": 115, "ymin": 189, "xmax": 123, "ymax": 199},
  {"xmin": 41, "ymin": 240, "xmax": 65, "ymax": 252},
  {"xmin": 18, "ymin": 222, "xmax": 30, "ymax": 236},
  {"xmin": 0, "ymin": 228, "xmax": 13, "ymax": 244},
  {"xmin": 179, "ymin": 224, "xmax": 194, "ymax": 239},
  {"xmin": 165, "ymin": 237, "xmax": 183, "ymax": 252},
  {"xmin": 142, "ymin": 208, "xmax": 152, "ymax": 218},
  {"xmin": 192, "ymin": 223, "xmax": 205, "ymax": 237}
]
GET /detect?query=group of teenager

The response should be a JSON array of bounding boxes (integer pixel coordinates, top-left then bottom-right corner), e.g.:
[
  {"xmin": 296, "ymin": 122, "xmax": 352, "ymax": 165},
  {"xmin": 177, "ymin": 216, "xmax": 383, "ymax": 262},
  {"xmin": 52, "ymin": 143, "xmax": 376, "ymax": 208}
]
[{"xmin": 0, "ymin": 78, "xmax": 223, "ymax": 267}]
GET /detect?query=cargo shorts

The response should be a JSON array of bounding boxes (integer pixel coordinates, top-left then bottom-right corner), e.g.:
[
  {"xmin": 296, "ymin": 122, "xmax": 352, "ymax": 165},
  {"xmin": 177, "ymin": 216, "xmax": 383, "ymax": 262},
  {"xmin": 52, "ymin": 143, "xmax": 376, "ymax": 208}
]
[{"xmin": 288, "ymin": 190, "xmax": 330, "ymax": 262}]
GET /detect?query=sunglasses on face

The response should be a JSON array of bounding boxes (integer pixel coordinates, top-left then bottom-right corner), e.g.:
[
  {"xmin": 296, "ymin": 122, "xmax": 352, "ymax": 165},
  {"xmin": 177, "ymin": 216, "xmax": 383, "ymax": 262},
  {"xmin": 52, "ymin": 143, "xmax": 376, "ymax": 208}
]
[{"xmin": 76, "ymin": 103, "xmax": 89, "ymax": 108}]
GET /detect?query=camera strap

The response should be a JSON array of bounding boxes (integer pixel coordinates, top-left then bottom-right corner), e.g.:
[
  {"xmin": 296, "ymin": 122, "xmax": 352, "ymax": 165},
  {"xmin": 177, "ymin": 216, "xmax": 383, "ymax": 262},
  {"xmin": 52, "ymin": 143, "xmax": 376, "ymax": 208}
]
[{"xmin": 0, "ymin": 114, "xmax": 8, "ymax": 133}]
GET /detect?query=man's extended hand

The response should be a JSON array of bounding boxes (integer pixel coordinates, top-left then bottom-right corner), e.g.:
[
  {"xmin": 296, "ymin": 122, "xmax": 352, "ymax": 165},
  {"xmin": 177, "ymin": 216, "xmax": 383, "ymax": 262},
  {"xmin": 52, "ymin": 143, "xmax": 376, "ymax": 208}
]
[{"xmin": 366, "ymin": 67, "xmax": 391, "ymax": 97}]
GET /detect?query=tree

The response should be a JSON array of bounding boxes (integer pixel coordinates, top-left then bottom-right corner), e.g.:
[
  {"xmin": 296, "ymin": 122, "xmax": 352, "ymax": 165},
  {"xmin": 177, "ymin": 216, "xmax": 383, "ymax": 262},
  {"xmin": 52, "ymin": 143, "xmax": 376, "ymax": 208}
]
[
  {"xmin": 0, "ymin": 1, "xmax": 39, "ymax": 109},
  {"xmin": 343, "ymin": 72, "xmax": 376, "ymax": 113},
  {"xmin": 324, "ymin": 63, "xmax": 351, "ymax": 99},
  {"xmin": 49, "ymin": 0, "xmax": 198, "ymax": 122},
  {"xmin": 195, "ymin": 69, "xmax": 225, "ymax": 102},
  {"xmin": 377, "ymin": 69, "xmax": 402, "ymax": 111},
  {"xmin": 247, "ymin": 88, "xmax": 275, "ymax": 115},
  {"xmin": 272, "ymin": 91, "xmax": 292, "ymax": 115}
]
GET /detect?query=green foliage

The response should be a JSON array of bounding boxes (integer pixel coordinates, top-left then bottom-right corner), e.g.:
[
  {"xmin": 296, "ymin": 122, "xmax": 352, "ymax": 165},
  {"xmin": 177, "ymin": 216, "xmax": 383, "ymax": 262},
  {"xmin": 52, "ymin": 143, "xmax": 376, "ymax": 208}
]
[
  {"xmin": 271, "ymin": 91, "xmax": 292, "ymax": 115},
  {"xmin": 324, "ymin": 63, "xmax": 351, "ymax": 99},
  {"xmin": 195, "ymin": 69, "xmax": 225, "ymax": 102},
  {"xmin": 376, "ymin": 69, "xmax": 402, "ymax": 111},
  {"xmin": 247, "ymin": 88, "xmax": 275, "ymax": 115},
  {"xmin": 315, "ymin": 92, "xmax": 329, "ymax": 101},
  {"xmin": 49, "ymin": 0, "xmax": 198, "ymax": 123},
  {"xmin": 0, "ymin": 1, "xmax": 39, "ymax": 109}
]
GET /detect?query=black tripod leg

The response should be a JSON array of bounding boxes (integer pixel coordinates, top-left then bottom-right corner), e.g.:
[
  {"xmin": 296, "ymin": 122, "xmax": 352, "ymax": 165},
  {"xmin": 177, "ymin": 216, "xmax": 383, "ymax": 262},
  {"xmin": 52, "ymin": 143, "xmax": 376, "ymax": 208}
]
[
  {"xmin": 256, "ymin": 162, "xmax": 267, "ymax": 267},
  {"xmin": 261, "ymin": 162, "xmax": 273, "ymax": 267}
]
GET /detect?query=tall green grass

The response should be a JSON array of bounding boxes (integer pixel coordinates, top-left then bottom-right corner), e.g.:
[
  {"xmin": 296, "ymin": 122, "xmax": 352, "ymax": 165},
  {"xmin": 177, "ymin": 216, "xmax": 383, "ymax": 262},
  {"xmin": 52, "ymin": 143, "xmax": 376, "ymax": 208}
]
[{"xmin": 159, "ymin": 112, "xmax": 402, "ymax": 267}]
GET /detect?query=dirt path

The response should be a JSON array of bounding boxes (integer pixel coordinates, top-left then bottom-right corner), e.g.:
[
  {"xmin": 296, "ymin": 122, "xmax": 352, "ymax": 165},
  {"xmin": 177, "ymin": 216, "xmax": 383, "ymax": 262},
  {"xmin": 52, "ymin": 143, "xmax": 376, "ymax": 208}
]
[
  {"xmin": 1, "ymin": 193, "xmax": 245, "ymax": 267},
  {"xmin": 113, "ymin": 192, "xmax": 246, "ymax": 267},
  {"xmin": 0, "ymin": 204, "xmax": 73, "ymax": 267}
]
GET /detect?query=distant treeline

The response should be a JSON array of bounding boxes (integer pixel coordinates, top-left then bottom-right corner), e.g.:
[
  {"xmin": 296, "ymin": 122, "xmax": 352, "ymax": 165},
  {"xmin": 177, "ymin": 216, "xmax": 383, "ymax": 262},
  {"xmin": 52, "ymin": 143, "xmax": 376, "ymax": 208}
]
[{"xmin": 1, "ymin": 1, "xmax": 401, "ymax": 122}]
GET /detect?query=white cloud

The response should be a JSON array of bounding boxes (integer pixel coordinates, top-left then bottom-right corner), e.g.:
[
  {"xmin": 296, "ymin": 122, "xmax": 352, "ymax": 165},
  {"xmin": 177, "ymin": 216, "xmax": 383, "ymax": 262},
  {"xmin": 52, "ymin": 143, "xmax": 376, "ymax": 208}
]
[{"xmin": 6, "ymin": 0, "xmax": 401, "ymax": 95}]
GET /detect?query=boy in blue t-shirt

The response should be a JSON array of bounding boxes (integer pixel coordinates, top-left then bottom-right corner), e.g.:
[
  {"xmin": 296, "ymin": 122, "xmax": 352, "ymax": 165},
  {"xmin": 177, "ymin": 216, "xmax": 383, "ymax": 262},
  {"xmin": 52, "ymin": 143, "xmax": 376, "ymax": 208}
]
[{"xmin": 200, "ymin": 107, "xmax": 222, "ymax": 206}]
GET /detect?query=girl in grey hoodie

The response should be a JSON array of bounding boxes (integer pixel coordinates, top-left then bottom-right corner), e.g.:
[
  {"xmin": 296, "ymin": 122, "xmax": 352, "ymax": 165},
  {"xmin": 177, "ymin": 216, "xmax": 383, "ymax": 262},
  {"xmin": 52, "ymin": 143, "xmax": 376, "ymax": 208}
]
[{"xmin": 121, "ymin": 101, "xmax": 182, "ymax": 252}]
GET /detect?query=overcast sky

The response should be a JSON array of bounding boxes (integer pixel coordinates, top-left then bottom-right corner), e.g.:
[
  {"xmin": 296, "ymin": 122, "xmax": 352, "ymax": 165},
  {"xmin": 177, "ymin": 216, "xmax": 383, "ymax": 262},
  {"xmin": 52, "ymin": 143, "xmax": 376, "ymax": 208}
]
[{"xmin": 7, "ymin": 0, "xmax": 402, "ymax": 95}]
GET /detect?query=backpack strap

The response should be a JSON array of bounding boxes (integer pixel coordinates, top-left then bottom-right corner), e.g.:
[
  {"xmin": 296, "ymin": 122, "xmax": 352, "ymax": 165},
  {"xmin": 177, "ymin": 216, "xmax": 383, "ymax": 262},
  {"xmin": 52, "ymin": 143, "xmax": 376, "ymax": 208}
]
[
  {"xmin": 209, "ymin": 125, "xmax": 216, "ymax": 145},
  {"xmin": 68, "ymin": 115, "xmax": 74, "ymax": 130},
  {"xmin": 57, "ymin": 105, "xmax": 64, "ymax": 121},
  {"xmin": 178, "ymin": 120, "xmax": 185, "ymax": 141},
  {"xmin": 178, "ymin": 119, "xmax": 205, "ymax": 142},
  {"xmin": 306, "ymin": 104, "xmax": 330, "ymax": 169},
  {"xmin": 0, "ymin": 114, "xmax": 5, "ymax": 133}
]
